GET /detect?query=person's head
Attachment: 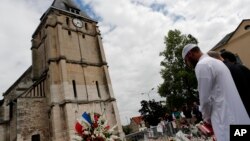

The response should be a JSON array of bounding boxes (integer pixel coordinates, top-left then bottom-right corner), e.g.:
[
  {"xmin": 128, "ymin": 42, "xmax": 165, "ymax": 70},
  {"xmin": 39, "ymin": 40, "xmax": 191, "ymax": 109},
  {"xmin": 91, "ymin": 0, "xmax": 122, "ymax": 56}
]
[
  {"xmin": 182, "ymin": 105, "xmax": 187, "ymax": 110},
  {"xmin": 220, "ymin": 51, "xmax": 237, "ymax": 64},
  {"xmin": 207, "ymin": 51, "xmax": 224, "ymax": 61},
  {"xmin": 182, "ymin": 44, "xmax": 203, "ymax": 69},
  {"xmin": 193, "ymin": 101, "xmax": 197, "ymax": 106}
]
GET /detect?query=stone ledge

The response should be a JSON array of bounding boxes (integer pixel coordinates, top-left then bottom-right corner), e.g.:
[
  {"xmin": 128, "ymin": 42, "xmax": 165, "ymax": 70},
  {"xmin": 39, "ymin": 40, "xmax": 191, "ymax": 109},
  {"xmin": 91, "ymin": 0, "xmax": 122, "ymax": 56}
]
[
  {"xmin": 48, "ymin": 57, "xmax": 107, "ymax": 67},
  {"xmin": 50, "ymin": 98, "xmax": 116, "ymax": 107}
]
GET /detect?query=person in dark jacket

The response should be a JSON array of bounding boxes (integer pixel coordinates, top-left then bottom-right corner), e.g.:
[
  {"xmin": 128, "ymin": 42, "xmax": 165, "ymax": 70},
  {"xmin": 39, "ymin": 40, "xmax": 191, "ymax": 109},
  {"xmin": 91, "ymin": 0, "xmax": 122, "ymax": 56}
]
[
  {"xmin": 208, "ymin": 50, "xmax": 250, "ymax": 117},
  {"xmin": 192, "ymin": 102, "xmax": 202, "ymax": 124},
  {"xmin": 182, "ymin": 104, "xmax": 192, "ymax": 125}
]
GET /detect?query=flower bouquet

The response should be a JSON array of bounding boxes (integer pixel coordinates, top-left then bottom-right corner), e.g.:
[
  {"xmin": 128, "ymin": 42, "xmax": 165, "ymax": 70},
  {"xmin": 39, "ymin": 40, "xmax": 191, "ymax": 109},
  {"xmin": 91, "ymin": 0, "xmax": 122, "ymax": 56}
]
[
  {"xmin": 196, "ymin": 122, "xmax": 213, "ymax": 136},
  {"xmin": 172, "ymin": 121, "xmax": 216, "ymax": 141},
  {"xmin": 195, "ymin": 121, "xmax": 216, "ymax": 141},
  {"xmin": 73, "ymin": 112, "xmax": 120, "ymax": 141}
]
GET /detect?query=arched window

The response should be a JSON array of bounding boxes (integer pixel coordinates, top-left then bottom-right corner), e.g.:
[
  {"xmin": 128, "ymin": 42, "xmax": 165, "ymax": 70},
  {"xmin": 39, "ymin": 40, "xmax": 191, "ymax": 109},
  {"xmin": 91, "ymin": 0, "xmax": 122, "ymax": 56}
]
[
  {"xmin": 66, "ymin": 17, "xmax": 69, "ymax": 26},
  {"xmin": 32, "ymin": 134, "xmax": 40, "ymax": 141},
  {"xmin": 85, "ymin": 23, "xmax": 88, "ymax": 30}
]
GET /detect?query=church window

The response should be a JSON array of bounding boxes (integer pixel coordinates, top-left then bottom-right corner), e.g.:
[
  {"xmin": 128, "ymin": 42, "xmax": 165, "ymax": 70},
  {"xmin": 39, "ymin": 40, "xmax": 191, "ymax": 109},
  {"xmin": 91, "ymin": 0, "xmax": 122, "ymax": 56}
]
[
  {"xmin": 245, "ymin": 25, "xmax": 250, "ymax": 30},
  {"xmin": 66, "ymin": 17, "xmax": 69, "ymax": 26},
  {"xmin": 68, "ymin": 7, "xmax": 80, "ymax": 15},
  {"xmin": 72, "ymin": 80, "xmax": 77, "ymax": 98},
  {"xmin": 68, "ymin": 30, "xmax": 71, "ymax": 35},
  {"xmin": 9, "ymin": 102, "xmax": 13, "ymax": 119},
  {"xmin": 96, "ymin": 81, "xmax": 101, "ymax": 98},
  {"xmin": 85, "ymin": 23, "xmax": 88, "ymax": 30},
  {"xmin": 36, "ymin": 86, "xmax": 39, "ymax": 97},
  {"xmin": 40, "ymin": 83, "xmax": 43, "ymax": 97},
  {"xmin": 82, "ymin": 34, "xmax": 85, "ymax": 38},
  {"xmin": 32, "ymin": 134, "xmax": 40, "ymax": 141}
]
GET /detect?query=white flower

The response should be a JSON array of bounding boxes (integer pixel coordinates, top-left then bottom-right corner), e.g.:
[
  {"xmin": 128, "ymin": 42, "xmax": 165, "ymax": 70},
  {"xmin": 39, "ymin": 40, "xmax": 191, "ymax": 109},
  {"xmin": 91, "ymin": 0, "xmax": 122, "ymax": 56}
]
[
  {"xmin": 72, "ymin": 135, "xmax": 82, "ymax": 141},
  {"xmin": 110, "ymin": 135, "xmax": 119, "ymax": 140},
  {"xmin": 74, "ymin": 112, "xmax": 120, "ymax": 141},
  {"xmin": 109, "ymin": 125, "xmax": 117, "ymax": 133},
  {"xmin": 83, "ymin": 131, "xmax": 90, "ymax": 135}
]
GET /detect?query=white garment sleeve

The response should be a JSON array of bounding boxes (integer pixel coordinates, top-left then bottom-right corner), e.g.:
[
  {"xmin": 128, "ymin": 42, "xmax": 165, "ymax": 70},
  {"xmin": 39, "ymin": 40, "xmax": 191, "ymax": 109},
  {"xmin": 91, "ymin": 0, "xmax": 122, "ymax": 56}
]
[
  {"xmin": 172, "ymin": 113, "xmax": 175, "ymax": 120},
  {"xmin": 195, "ymin": 64, "xmax": 213, "ymax": 123},
  {"xmin": 181, "ymin": 112, "xmax": 185, "ymax": 118}
]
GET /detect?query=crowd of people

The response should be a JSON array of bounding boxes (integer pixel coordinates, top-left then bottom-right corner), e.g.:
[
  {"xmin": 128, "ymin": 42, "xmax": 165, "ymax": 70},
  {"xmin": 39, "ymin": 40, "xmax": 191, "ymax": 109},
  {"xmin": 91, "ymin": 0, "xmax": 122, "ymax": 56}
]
[{"xmin": 156, "ymin": 101, "xmax": 203, "ymax": 137}]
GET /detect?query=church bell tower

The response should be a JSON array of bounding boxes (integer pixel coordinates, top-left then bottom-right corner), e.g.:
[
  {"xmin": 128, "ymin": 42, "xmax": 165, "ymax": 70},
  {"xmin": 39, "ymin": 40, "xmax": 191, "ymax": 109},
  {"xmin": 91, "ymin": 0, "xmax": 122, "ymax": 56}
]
[{"xmin": 31, "ymin": 0, "xmax": 124, "ymax": 140}]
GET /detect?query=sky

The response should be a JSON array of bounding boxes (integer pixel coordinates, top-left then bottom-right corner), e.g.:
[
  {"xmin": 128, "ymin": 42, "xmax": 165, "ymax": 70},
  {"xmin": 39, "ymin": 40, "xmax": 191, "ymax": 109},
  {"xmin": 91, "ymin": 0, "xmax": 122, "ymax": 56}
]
[{"xmin": 0, "ymin": 0, "xmax": 250, "ymax": 125}]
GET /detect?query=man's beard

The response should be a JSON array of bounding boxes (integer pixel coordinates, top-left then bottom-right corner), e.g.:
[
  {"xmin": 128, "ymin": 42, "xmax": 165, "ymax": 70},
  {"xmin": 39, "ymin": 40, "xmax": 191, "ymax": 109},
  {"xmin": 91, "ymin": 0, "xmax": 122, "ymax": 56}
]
[{"xmin": 188, "ymin": 57, "xmax": 198, "ymax": 69}]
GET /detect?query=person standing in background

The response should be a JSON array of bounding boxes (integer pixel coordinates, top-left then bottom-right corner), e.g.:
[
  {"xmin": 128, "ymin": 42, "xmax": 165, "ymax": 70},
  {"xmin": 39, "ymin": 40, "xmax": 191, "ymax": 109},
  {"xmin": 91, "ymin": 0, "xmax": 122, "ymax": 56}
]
[
  {"xmin": 192, "ymin": 102, "xmax": 202, "ymax": 124},
  {"xmin": 208, "ymin": 50, "xmax": 250, "ymax": 117},
  {"xmin": 182, "ymin": 104, "xmax": 192, "ymax": 125}
]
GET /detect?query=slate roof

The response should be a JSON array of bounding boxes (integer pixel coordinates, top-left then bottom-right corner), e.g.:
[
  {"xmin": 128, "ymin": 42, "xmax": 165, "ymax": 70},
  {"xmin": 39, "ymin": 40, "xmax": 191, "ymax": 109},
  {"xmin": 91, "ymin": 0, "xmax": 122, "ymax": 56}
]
[
  {"xmin": 51, "ymin": 0, "xmax": 93, "ymax": 21},
  {"xmin": 52, "ymin": 0, "xmax": 79, "ymax": 10},
  {"xmin": 211, "ymin": 19, "xmax": 250, "ymax": 51},
  {"xmin": 212, "ymin": 32, "xmax": 234, "ymax": 50},
  {"xmin": 33, "ymin": 0, "xmax": 96, "ymax": 37}
]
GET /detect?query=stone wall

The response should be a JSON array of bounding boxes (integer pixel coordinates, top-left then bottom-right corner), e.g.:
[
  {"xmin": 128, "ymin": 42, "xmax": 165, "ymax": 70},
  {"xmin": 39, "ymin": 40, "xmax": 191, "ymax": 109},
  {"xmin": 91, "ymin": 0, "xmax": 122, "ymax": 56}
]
[
  {"xmin": 0, "ymin": 123, "xmax": 7, "ymax": 141},
  {"xmin": 16, "ymin": 98, "xmax": 49, "ymax": 141}
]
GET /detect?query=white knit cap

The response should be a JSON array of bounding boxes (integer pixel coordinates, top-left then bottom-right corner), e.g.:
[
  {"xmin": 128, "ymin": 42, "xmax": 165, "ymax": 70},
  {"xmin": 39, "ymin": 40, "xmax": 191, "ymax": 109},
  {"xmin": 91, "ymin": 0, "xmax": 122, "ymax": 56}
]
[{"xmin": 182, "ymin": 44, "xmax": 198, "ymax": 59}]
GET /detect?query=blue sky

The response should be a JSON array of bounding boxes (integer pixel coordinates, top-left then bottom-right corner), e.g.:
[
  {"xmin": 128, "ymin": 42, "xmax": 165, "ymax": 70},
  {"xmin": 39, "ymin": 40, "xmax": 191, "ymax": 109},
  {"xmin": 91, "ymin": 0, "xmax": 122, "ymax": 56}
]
[
  {"xmin": 1, "ymin": 0, "xmax": 250, "ymax": 125},
  {"xmin": 75, "ymin": 0, "xmax": 101, "ymax": 21}
]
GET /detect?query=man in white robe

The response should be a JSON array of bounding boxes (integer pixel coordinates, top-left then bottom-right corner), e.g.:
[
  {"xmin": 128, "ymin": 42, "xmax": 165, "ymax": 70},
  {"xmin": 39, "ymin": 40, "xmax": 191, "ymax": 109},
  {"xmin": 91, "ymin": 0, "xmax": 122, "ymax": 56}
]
[{"xmin": 182, "ymin": 44, "xmax": 250, "ymax": 141}]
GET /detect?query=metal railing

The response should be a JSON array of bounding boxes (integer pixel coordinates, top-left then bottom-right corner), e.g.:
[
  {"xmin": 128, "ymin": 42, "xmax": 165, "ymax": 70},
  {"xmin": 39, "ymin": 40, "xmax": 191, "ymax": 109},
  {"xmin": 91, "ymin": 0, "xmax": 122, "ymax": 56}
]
[{"xmin": 125, "ymin": 122, "xmax": 176, "ymax": 141}]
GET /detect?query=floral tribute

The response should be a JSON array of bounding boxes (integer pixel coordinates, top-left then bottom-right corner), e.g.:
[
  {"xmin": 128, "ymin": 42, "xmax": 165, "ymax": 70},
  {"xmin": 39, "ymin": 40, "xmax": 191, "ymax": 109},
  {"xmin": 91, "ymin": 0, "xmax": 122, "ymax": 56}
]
[
  {"xmin": 73, "ymin": 112, "xmax": 120, "ymax": 141},
  {"xmin": 170, "ymin": 121, "xmax": 216, "ymax": 141}
]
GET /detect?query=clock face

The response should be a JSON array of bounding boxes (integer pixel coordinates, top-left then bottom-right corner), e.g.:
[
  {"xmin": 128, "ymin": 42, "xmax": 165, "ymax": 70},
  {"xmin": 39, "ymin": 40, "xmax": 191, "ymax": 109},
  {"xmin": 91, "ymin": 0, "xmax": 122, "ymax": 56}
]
[{"xmin": 72, "ymin": 18, "xmax": 83, "ymax": 28}]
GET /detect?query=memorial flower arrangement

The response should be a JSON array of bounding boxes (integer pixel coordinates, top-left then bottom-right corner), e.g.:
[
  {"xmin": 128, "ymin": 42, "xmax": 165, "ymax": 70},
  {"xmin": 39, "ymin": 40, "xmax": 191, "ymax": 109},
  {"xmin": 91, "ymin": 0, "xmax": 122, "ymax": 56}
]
[
  {"xmin": 170, "ymin": 121, "xmax": 216, "ymax": 141},
  {"xmin": 189, "ymin": 121, "xmax": 216, "ymax": 141},
  {"xmin": 73, "ymin": 112, "xmax": 120, "ymax": 141}
]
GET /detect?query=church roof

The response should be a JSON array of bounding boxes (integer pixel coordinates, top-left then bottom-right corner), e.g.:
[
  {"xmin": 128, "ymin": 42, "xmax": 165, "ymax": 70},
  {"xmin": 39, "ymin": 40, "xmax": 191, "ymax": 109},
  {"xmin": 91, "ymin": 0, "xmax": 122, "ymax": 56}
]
[
  {"xmin": 52, "ymin": 0, "xmax": 79, "ymax": 10},
  {"xmin": 33, "ymin": 0, "xmax": 96, "ymax": 37},
  {"xmin": 211, "ymin": 32, "xmax": 234, "ymax": 50},
  {"xmin": 50, "ymin": 0, "xmax": 94, "ymax": 21},
  {"xmin": 211, "ymin": 19, "xmax": 250, "ymax": 51}
]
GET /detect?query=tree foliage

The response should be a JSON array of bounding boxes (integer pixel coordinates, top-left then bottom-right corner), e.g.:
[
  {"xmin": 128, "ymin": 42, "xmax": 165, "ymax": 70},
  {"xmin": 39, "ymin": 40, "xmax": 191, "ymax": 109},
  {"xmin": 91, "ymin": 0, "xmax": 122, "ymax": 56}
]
[
  {"xmin": 138, "ymin": 100, "xmax": 166, "ymax": 126},
  {"xmin": 158, "ymin": 29, "xmax": 199, "ymax": 109},
  {"xmin": 122, "ymin": 125, "xmax": 132, "ymax": 135}
]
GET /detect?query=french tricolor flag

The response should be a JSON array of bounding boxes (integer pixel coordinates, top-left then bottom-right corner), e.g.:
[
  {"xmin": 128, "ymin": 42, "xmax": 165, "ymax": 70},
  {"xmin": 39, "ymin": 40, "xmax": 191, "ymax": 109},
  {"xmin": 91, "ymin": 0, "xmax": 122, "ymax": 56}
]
[
  {"xmin": 75, "ymin": 112, "xmax": 92, "ymax": 133},
  {"xmin": 81, "ymin": 112, "xmax": 92, "ymax": 126},
  {"xmin": 75, "ymin": 122, "xmax": 83, "ymax": 134}
]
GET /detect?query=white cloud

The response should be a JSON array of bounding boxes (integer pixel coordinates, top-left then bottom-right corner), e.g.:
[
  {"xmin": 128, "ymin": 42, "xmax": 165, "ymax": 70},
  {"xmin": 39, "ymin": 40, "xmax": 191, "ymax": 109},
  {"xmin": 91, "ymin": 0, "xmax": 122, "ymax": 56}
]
[
  {"xmin": 1, "ymin": 0, "xmax": 250, "ymax": 125},
  {"xmin": 0, "ymin": 0, "xmax": 45, "ymax": 96}
]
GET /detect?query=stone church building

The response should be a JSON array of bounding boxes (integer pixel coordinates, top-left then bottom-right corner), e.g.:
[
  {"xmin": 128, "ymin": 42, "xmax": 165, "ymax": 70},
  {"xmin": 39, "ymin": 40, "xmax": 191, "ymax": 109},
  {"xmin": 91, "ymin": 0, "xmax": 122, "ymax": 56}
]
[{"xmin": 0, "ymin": 0, "xmax": 124, "ymax": 140}]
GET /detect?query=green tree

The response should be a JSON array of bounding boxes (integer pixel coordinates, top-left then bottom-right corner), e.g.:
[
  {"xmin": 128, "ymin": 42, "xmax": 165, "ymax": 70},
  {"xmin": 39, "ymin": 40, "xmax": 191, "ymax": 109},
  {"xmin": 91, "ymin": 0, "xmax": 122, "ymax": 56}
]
[
  {"xmin": 139, "ymin": 100, "xmax": 166, "ymax": 126},
  {"xmin": 158, "ymin": 29, "xmax": 199, "ymax": 109},
  {"xmin": 122, "ymin": 125, "xmax": 132, "ymax": 135}
]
